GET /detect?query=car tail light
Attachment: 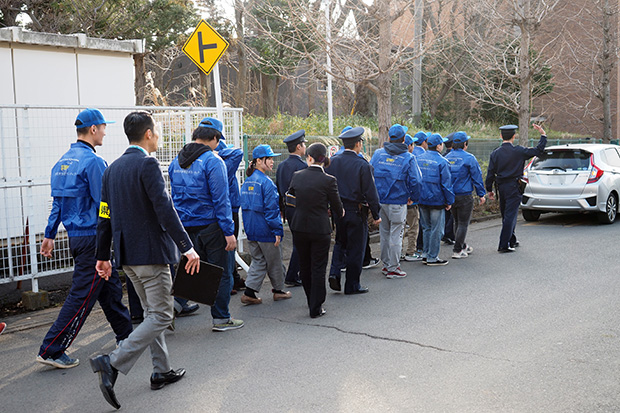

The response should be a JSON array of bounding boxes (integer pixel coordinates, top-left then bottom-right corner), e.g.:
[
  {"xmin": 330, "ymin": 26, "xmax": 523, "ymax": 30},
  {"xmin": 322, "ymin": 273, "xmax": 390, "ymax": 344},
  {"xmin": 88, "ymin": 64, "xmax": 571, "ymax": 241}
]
[
  {"xmin": 587, "ymin": 154, "xmax": 604, "ymax": 183},
  {"xmin": 522, "ymin": 159, "xmax": 535, "ymax": 183}
]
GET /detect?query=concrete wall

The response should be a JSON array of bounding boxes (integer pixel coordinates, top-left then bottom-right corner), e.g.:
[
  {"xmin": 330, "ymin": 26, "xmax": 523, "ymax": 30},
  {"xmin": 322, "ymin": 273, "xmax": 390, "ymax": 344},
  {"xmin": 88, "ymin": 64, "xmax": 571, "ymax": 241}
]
[{"xmin": 0, "ymin": 27, "xmax": 142, "ymax": 106}]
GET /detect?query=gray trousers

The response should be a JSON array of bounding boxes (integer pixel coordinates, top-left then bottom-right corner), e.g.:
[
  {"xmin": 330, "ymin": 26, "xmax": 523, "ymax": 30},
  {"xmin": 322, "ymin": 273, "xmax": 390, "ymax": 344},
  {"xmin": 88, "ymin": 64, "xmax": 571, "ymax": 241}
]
[
  {"xmin": 403, "ymin": 205, "xmax": 420, "ymax": 255},
  {"xmin": 246, "ymin": 240, "xmax": 285, "ymax": 292},
  {"xmin": 109, "ymin": 264, "xmax": 173, "ymax": 375},
  {"xmin": 379, "ymin": 203, "xmax": 407, "ymax": 271}
]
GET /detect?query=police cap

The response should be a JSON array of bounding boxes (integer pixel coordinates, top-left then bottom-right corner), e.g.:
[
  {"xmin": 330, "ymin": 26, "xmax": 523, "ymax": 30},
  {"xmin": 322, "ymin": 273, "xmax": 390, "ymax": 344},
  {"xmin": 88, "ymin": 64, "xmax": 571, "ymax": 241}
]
[
  {"xmin": 499, "ymin": 124, "xmax": 518, "ymax": 131},
  {"xmin": 283, "ymin": 129, "xmax": 307, "ymax": 147},
  {"xmin": 444, "ymin": 132, "xmax": 456, "ymax": 144},
  {"xmin": 338, "ymin": 126, "xmax": 365, "ymax": 142}
]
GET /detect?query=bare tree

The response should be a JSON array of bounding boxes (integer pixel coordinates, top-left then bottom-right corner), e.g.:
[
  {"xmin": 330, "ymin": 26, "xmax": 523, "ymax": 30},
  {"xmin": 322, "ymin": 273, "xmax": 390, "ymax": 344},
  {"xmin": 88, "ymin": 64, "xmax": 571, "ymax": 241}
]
[
  {"xmin": 452, "ymin": 0, "xmax": 561, "ymax": 144},
  {"xmin": 244, "ymin": 0, "xmax": 433, "ymax": 142},
  {"xmin": 552, "ymin": 1, "xmax": 619, "ymax": 142}
]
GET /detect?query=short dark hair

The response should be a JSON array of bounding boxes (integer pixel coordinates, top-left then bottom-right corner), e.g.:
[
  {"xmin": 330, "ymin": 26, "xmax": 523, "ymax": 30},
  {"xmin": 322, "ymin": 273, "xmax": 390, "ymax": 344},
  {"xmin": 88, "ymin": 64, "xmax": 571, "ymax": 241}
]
[
  {"xmin": 123, "ymin": 111, "xmax": 154, "ymax": 143},
  {"xmin": 452, "ymin": 142, "xmax": 466, "ymax": 150},
  {"xmin": 445, "ymin": 141, "xmax": 453, "ymax": 148},
  {"xmin": 343, "ymin": 140, "xmax": 358, "ymax": 150},
  {"xmin": 287, "ymin": 142, "xmax": 301, "ymax": 153},
  {"xmin": 390, "ymin": 137, "xmax": 405, "ymax": 143},
  {"xmin": 192, "ymin": 127, "xmax": 221, "ymax": 142},
  {"xmin": 76, "ymin": 124, "xmax": 101, "ymax": 136},
  {"xmin": 501, "ymin": 129, "xmax": 516, "ymax": 140},
  {"xmin": 428, "ymin": 144, "xmax": 440, "ymax": 152}
]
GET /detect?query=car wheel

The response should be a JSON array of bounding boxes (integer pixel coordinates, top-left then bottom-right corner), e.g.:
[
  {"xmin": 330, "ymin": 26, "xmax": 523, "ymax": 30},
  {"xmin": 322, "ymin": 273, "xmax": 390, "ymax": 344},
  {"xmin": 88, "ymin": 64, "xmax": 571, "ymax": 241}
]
[
  {"xmin": 598, "ymin": 193, "xmax": 618, "ymax": 224},
  {"xmin": 522, "ymin": 209, "xmax": 541, "ymax": 222}
]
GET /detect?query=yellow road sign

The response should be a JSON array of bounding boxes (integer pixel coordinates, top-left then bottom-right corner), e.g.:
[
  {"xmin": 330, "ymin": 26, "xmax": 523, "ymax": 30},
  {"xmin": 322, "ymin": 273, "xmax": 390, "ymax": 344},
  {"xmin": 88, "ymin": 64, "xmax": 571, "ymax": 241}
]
[{"xmin": 182, "ymin": 20, "xmax": 229, "ymax": 75}]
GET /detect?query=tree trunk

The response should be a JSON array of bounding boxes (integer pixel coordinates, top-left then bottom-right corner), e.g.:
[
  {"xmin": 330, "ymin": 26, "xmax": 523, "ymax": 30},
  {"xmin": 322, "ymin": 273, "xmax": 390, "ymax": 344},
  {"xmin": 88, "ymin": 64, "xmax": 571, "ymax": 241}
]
[
  {"xmin": 234, "ymin": 0, "xmax": 247, "ymax": 109},
  {"xmin": 260, "ymin": 73, "xmax": 279, "ymax": 117},
  {"xmin": 429, "ymin": 78, "xmax": 454, "ymax": 120},
  {"xmin": 517, "ymin": 0, "xmax": 532, "ymax": 146},
  {"xmin": 601, "ymin": 0, "xmax": 613, "ymax": 143},
  {"xmin": 134, "ymin": 53, "xmax": 146, "ymax": 105},
  {"xmin": 376, "ymin": 0, "xmax": 392, "ymax": 144}
]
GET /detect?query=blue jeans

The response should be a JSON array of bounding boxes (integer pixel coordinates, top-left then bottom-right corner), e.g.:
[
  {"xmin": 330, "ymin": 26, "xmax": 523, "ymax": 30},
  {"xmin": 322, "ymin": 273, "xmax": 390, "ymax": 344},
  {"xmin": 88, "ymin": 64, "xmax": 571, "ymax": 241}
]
[
  {"xmin": 419, "ymin": 207, "xmax": 445, "ymax": 262},
  {"xmin": 186, "ymin": 223, "xmax": 232, "ymax": 323}
]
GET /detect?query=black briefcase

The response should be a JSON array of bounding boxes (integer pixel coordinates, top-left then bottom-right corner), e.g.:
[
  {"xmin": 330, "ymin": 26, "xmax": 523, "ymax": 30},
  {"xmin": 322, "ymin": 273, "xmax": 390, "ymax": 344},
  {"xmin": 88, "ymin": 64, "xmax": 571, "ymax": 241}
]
[{"xmin": 172, "ymin": 256, "xmax": 223, "ymax": 306}]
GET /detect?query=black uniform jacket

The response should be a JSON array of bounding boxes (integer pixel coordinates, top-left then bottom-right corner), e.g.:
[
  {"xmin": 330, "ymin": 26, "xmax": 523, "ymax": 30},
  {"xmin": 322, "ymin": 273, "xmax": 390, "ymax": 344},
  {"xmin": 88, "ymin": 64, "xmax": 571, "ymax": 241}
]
[{"xmin": 287, "ymin": 166, "xmax": 343, "ymax": 234}]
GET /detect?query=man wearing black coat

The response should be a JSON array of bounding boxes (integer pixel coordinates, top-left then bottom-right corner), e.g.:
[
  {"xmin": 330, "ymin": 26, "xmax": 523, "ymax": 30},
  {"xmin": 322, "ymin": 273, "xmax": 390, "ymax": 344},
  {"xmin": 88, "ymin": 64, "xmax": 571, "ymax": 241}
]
[
  {"xmin": 90, "ymin": 111, "xmax": 200, "ymax": 410},
  {"xmin": 275, "ymin": 129, "xmax": 307, "ymax": 287}
]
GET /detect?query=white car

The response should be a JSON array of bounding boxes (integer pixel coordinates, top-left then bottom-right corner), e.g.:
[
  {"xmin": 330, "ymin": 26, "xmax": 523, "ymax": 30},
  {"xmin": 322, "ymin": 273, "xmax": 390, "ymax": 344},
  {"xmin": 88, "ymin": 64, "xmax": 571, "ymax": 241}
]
[{"xmin": 520, "ymin": 144, "xmax": 620, "ymax": 224}]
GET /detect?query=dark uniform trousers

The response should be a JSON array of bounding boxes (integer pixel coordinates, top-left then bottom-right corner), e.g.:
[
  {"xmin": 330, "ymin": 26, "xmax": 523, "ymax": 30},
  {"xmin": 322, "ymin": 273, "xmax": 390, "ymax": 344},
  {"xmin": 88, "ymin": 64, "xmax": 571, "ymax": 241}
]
[
  {"xmin": 39, "ymin": 235, "xmax": 132, "ymax": 360},
  {"xmin": 284, "ymin": 205, "xmax": 301, "ymax": 284},
  {"xmin": 292, "ymin": 231, "xmax": 331, "ymax": 316},
  {"xmin": 335, "ymin": 204, "xmax": 368, "ymax": 293},
  {"xmin": 497, "ymin": 179, "xmax": 520, "ymax": 249}
]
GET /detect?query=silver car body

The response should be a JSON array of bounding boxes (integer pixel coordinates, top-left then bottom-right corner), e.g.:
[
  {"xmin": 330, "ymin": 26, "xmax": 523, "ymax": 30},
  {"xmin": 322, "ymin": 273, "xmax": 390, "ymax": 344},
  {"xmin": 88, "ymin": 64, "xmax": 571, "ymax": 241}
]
[{"xmin": 521, "ymin": 144, "xmax": 620, "ymax": 222}]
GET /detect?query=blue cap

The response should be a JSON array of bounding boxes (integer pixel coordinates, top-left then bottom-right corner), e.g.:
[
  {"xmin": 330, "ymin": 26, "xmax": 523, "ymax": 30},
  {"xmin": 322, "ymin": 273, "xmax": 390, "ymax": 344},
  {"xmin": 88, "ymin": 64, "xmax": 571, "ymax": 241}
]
[
  {"xmin": 404, "ymin": 134, "xmax": 414, "ymax": 146},
  {"xmin": 338, "ymin": 126, "xmax": 365, "ymax": 142},
  {"xmin": 452, "ymin": 131, "xmax": 470, "ymax": 143},
  {"xmin": 444, "ymin": 132, "xmax": 455, "ymax": 143},
  {"xmin": 75, "ymin": 108, "xmax": 115, "ymax": 128},
  {"xmin": 413, "ymin": 131, "xmax": 429, "ymax": 144},
  {"xmin": 499, "ymin": 124, "xmax": 518, "ymax": 131},
  {"xmin": 283, "ymin": 129, "xmax": 306, "ymax": 145},
  {"xmin": 252, "ymin": 144, "xmax": 280, "ymax": 159},
  {"xmin": 199, "ymin": 117, "xmax": 225, "ymax": 140},
  {"xmin": 388, "ymin": 124, "xmax": 408, "ymax": 140},
  {"xmin": 427, "ymin": 133, "xmax": 448, "ymax": 147},
  {"xmin": 340, "ymin": 126, "xmax": 353, "ymax": 134}
]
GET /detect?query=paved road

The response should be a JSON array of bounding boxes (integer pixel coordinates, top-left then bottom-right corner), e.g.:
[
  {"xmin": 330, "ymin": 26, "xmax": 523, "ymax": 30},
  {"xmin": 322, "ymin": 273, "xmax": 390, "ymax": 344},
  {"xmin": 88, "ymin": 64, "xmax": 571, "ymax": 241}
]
[{"xmin": 1, "ymin": 214, "xmax": 619, "ymax": 412}]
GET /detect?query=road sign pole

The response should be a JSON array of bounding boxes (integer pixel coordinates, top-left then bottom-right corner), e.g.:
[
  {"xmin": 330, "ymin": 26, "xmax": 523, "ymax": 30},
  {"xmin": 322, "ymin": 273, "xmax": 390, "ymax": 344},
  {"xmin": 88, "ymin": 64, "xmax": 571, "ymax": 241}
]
[{"xmin": 213, "ymin": 62, "xmax": 224, "ymax": 122}]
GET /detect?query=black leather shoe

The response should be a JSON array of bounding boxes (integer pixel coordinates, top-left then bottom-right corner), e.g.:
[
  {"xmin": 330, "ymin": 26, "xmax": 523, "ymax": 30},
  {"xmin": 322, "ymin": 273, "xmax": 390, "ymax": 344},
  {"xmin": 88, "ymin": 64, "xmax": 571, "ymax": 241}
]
[
  {"xmin": 150, "ymin": 368, "xmax": 186, "ymax": 390},
  {"xmin": 344, "ymin": 287, "xmax": 369, "ymax": 295},
  {"xmin": 284, "ymin": 280, "xmax": 303, "ymax": 287},
  {"xmin": 90, "ymin": 355, "xmax": 120, "ymax": 409},
  {"xmin": 311, "ymin": 308, "xmax": 326, "ymax": 318},
  {"xmin": 328, "ymin": 277, "xmax": 341, "ymax": 291},
  {"xmin": 498, "ymin": 247, "xmax": 516, "ymax": 253},
  {"xmin": 510, "ymin": 241, "xmax": 520, "ymax": 248},
  {"xmin": 178, "ymin": 303, "xmax": 199, "ymax": 317}
]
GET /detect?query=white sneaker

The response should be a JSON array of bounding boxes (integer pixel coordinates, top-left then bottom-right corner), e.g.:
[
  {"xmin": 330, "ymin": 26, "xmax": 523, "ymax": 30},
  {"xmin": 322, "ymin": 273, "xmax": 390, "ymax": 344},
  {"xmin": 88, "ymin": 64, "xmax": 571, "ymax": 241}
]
[
  {"xmin": 465, "ymin": 245, "xmax": 474, "ymax": 254},
  {"xmin": 404, "ymin": 254, "xmax": 423, "ymax": 262},
  {"xmin": 381, "ymin": 267, "xmax": 388, "ymax": 275},
  {"xmin": 385, "ymin": 267, "xmax": 407, "ymax": 279},
  {"xmin": 452, "ymin": 251, "xmax": 468, "ymax": 259},
  {"xmin": 362, "ymin": 258, "xmax": 380, "ymax": 269}
]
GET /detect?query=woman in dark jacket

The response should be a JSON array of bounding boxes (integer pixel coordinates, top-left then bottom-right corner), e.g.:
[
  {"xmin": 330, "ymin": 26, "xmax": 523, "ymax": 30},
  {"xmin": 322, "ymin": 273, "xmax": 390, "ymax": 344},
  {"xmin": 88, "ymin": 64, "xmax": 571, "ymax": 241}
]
[{"xmin": 287, "ymin": 143, "xmax": 344, "ymax": 318}]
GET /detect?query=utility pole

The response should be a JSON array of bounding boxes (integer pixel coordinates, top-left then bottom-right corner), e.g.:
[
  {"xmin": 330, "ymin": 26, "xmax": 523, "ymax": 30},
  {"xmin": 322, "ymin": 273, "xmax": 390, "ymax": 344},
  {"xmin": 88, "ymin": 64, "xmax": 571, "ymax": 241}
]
[
  {"xmin": 412, "ymin": 0, "xmax": 423, "ymax": 124},
  {"xmin": 324, "ymin": 0, "xmax": 334, "ymax": 135}
]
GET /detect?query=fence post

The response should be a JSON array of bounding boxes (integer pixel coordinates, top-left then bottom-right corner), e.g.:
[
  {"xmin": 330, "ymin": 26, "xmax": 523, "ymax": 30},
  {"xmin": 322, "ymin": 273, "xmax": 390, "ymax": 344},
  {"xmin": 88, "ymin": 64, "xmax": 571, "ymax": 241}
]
[
  {"xmin": 21, "ymin": 108, "xmax": 39, "ymax": 292},
  {"xmin": 184, "ymin": 109, "xmax": 192, "ymax": 145},
  {"xmin": 0, "ymin": 108, "xmax": 16, "ymax": 282}
]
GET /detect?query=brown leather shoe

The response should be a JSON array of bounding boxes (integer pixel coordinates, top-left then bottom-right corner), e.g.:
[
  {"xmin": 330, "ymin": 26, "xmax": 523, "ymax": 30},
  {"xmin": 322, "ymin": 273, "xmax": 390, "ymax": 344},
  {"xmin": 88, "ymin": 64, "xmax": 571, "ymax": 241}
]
[
  {"xmin": 241, "ymin": 295, "xmax": 262, "ymax": 305},
  {"xmin": 273, "ymin": 290, "xmax": 292, "ymax": 301}
]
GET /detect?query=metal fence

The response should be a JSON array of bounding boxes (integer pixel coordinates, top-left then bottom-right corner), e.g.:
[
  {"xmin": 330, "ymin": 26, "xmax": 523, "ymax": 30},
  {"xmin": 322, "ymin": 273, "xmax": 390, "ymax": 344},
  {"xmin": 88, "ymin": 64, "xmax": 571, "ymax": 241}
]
[
  {"xmin": 0, "ymin": 104, "xmax": 243, "ymax": 290},
  {"xmin": 2, "ymin": 104, "xmax": 615, "ymax": 291}
]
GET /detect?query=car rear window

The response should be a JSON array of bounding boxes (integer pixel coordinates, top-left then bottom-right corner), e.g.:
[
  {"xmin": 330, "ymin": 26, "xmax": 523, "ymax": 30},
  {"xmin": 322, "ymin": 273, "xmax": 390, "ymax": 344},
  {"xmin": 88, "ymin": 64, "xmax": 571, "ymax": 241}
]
[{"xmin": 530, "ymin": 150, "xmax": 591, "ymax": 171}]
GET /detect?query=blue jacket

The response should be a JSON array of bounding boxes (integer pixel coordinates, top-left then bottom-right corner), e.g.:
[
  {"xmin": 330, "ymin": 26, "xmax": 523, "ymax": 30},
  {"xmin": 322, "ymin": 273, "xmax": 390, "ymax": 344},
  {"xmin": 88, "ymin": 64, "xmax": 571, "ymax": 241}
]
[
  {"xmin": 445, "ymin": 149, "xmax": 486, "ymax": 197},
  {"xmin": 168, "ymin": 143, "xmax": 234, "ymax": 236},
  {"xmin": 45, "ymin": 140, "xmax": 106, "ymax": 238},
  {"xmin": 412, "ymin": 146, "xmax": 426, "ymax": 158},
  {"xmin": 240, "ymin": 170, "xmax": 284, "ymax": 242},
  {"xmin": 417, "ymin": 150, "xmax": 455, "ymax": 207},
  {"xmin": 370, "ymin": 142, "xmax": 421, "ymax": 205},
  {"xmin": 218, "ymin": 147, "xmax": 243, "ymax": 211}
]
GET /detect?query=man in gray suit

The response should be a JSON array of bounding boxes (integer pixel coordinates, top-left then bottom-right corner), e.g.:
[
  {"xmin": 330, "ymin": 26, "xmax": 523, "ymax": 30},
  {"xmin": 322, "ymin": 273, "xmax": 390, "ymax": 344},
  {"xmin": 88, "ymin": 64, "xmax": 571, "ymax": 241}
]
[{"xmin": 91, "ymin": 111, "xmax": 200, "ymax": 409}]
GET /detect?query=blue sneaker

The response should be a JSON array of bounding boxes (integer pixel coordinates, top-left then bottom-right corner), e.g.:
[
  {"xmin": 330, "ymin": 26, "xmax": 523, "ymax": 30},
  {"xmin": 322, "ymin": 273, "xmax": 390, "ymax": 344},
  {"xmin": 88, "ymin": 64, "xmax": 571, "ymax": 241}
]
[{"xmin": 37, "ymin": 353, "xmax": 80, "ymax": 369}]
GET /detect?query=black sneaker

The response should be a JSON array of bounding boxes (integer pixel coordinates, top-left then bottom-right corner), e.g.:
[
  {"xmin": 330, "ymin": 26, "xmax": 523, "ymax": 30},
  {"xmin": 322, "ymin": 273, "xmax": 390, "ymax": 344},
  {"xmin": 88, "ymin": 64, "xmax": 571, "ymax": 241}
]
[{"xmin": 426, "ymin": 259, "xmax": 448, "ymax": 266}]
